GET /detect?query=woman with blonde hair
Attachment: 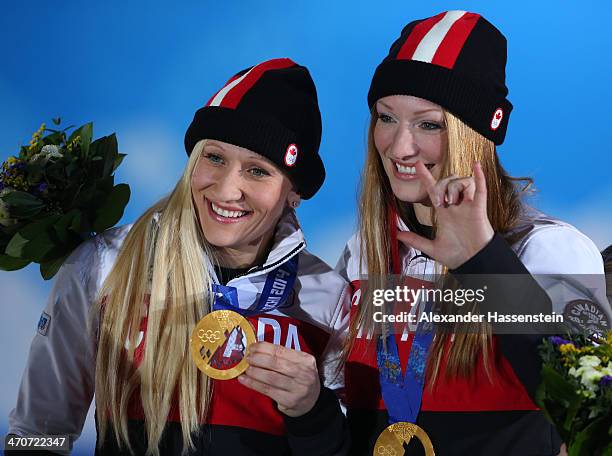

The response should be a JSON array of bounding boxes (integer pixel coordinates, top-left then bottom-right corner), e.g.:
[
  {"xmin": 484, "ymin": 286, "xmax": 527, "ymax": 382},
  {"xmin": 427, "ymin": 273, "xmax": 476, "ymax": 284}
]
[
  {"xmin": 336, "ymin": 11, "xmax": 610, "ymax": 455},
  {"xmin": 8, "ymin": 58, "xmax": 350, "ymax": 455}
]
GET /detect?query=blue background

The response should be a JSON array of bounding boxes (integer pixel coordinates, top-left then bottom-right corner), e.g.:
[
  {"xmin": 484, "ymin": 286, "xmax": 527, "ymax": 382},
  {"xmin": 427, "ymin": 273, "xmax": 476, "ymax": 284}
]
[{"xmin": 1, "ymin": 1, "xmax": 610, "ymax": 453}]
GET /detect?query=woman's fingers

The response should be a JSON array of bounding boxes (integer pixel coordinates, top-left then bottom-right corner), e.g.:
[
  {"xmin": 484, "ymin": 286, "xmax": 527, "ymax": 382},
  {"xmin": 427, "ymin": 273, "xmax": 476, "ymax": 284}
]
[
  {"xmin": 245, "ymin": 341, "xmax": 318, "ymax": 388},
  {"xmin": 473, "ymin": 161, "xmax": 488, "ymax": 205},
  {"xmin": 239, "ymin": 341, "xmax": 321, "ymax": 417},
  {"xmin": 238, "ymin": 373, "xmax": 306, "ymax": 408},
  {"xmin": 246, "ymin": 350, "xmax": 315, "ymax": 388},
  {"xmin": 241, "ymin": 365, "xmax": 294, "ymax": 392},
  {"xmin": 446, "ymin": 177, "xmax": 476, "ymax": 204},
  {"xmin": 249, "ymin": 341, "xmax": 311, "ymax": 361},
  {"xmin": 397, "ymin": 230, "xmax": 435, "ymax": 259},
  {"xmin": 414, "ymin": 161, "xmax": 440, "ymax": 205},
  {"xmin": 247, "ymin": 347, "xmax": 299, "ymax": 376},
  {"xmin": 416, "ymin": 160, "xmax": 484, "ymax": 207}
]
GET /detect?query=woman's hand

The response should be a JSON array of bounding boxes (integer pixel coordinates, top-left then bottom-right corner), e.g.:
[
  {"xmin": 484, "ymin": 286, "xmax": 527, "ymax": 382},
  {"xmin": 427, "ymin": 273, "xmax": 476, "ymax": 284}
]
[
  {"xmin": 238, "ymin": 341, "xmax": 321, "ymax": 417},
  {"xmin": 397, "ymin": 160, "xmax": 494, "ymax": 269}
]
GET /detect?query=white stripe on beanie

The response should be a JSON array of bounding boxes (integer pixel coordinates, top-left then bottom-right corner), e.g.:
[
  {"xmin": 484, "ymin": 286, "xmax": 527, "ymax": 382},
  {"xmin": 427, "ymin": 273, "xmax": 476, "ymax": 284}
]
[
  {"xmin": 411, "ymin": 10, "xmax": 467, "ymax": 63},
  {"xmin": 209, "ymin": 67, "xmax": 254, "ymax": 107}
]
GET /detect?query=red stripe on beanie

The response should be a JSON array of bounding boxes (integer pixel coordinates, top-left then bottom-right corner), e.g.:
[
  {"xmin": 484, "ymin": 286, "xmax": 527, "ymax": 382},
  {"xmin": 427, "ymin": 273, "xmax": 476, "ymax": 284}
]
[
  {"xmin": 205, "ymin": 72, "xmax": 244, "ymax": 107},
  {"xmin": 431, "ymin": 12, "xmax": 481, "ymax": 69},
  {"xmin": 396, "ymin": 12, "xmax": 446, "ymax": 60},
  {"xmin": 220, "ymin": 58, "xmax": 296, "ymax": 109}
]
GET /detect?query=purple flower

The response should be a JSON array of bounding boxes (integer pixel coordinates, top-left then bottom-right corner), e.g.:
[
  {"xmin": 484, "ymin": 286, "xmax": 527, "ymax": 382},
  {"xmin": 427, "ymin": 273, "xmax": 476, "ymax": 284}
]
[
  {"xmin": 549, "ymin": 336, "xmax": 571, "ymax": 346},
  {"xmin": 36, "ymin": 182, "xmax": 48, "ymax": 193},
  {"xmin": 8, "ymin": 161, "xmax": 25, "ymax": 171},
  {"xmin": 600, "ymin": 376, "xmax": 612, "ymax": 387}
]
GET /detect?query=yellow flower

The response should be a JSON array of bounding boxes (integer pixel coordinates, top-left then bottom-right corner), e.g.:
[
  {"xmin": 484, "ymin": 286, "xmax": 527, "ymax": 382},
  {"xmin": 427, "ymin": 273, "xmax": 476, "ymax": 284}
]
[
  {"xmin": 559, "ymin": 343, "xmax": 579, "ymax": 355},
  {"xmin": 28, "ymin": 123, "xmax": 46, "ymax": 150}
]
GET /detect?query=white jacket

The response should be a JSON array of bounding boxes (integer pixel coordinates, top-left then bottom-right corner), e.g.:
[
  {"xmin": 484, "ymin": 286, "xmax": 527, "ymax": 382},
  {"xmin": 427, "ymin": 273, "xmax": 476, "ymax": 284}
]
[
  {"xmin": 8, "ymin": 209, "xmax": 350, "ymax": 451},
  {"xmin": 337, "ymin": 206, "xmax": 610, "ymax": 336}
]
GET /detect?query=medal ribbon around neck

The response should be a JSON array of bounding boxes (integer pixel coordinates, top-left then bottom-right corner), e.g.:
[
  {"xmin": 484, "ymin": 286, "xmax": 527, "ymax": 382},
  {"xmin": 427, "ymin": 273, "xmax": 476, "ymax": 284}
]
[
  {"xmin": 377, "ymin": 205, "xmax": 436, "ymax": 425},
  {"xmin": 212, "ymin": 255, "xmax": 298, "ymax": 314}
]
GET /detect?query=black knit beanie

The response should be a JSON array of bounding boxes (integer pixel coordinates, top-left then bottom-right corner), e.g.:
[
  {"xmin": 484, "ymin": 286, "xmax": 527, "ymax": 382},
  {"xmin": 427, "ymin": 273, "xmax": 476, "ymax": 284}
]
[
  {"xmin": 185, "ymin": 58, "xmax": 324, "ymax": 199},
  {"xmin": 368, "ymin": 11, "xmax": 512, "ymax": 145}
]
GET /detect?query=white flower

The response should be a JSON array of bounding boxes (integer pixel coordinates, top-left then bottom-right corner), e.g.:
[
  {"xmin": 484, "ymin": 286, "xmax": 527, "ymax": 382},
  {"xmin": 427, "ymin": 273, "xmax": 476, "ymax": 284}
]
[
  {"xmin": 41, "ymin": 144, "xmax": 62, "ymax": 158},
  {"xmin": 31, "ymin": 145, "xmax": 63, "ymax": 163},
  {"xmin": 581, "ymin": 368, "xmax": 604, "ymax": 386},
  {"xmin": 582, "ymin": 389, "xmax": 596, "ymax": 399},
  {"xmin": 569, "ymin": 367, "xmax": 578, "ymax": 377},
  {"xmin": 578, "ymin": 355, "xmax": 601, "ymax": 368},
  {"xmin": 571, "ymin": 358, "xmax": 605, "ymax": 396}
]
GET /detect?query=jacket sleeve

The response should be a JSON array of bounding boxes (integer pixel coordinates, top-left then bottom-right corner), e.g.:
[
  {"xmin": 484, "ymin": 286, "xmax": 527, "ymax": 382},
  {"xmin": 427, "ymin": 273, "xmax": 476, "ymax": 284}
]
[
  {"xmin": 284, "ymin": 283, "xmax": 351, "ymax": 455},
  {"xmin": 450, "ymin": 227, "xmax": 608, "ymax": 399},
  {"xmin": 7, "ymin": 240, "xmax": 100, "ymax": 454}
]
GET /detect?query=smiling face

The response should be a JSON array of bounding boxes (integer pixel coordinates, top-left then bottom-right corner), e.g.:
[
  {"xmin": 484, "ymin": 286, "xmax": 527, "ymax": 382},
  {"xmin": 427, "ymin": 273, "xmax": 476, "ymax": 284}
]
[
  {"xmin": 374, "ymin": 95, "xmax": 448, "ymax": 204},
  {"xmin": 190, "ymin": 140, "xmax": 298, "ymax": 267}
]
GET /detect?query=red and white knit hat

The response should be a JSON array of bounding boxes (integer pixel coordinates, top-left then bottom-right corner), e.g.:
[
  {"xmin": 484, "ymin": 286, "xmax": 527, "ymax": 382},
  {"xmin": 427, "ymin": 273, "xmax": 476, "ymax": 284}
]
[
  {"xmin": 368, "ymin": 11, "xmax": 513, "ymax": 145},
  {"xmin": 185, "ymin": 58, "xmax": 324, "ymax": 199}
]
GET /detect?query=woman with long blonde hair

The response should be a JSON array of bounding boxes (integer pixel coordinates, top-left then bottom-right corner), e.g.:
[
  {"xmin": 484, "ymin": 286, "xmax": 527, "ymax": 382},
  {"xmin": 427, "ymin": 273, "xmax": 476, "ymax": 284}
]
[
  {"xmin": 336, "ymin": 11, "xmax": 610, "ymax": 455},
  {"xmin": 9, "ymin": 58, "xmax": 350, "ymax": 455}
]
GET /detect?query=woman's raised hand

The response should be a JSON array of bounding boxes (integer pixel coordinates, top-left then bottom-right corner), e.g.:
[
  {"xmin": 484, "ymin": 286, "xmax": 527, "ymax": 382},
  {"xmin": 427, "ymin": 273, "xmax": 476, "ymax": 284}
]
[
  {"xmin": 238, "ymin": 341, "xmax": 320, "ymax": 417},
  {"xmin": 397, "ymin": 160, "xmax": 494, "ymax": 269}
]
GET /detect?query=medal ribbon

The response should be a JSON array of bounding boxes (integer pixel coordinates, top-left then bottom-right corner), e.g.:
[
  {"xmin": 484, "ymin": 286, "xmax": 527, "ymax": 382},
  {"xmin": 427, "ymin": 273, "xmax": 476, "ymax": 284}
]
[
  {"xmin": 212, "ymin": 255, "xmax": 299, "ymax": 315},
  {"xmin": 376, "ymin": 205, "xmax": 435, "ymax": 424}
]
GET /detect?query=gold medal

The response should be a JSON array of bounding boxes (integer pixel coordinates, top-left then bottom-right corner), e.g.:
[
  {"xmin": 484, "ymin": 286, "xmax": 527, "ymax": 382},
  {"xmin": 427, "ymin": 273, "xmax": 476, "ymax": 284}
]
[
  {"xmin": 374, "ymin": 422, "xmax": 435, "ymax": 456},
  {"xmin": 190, "ymin": 310, "xmax": 256, "ymax": 380}
]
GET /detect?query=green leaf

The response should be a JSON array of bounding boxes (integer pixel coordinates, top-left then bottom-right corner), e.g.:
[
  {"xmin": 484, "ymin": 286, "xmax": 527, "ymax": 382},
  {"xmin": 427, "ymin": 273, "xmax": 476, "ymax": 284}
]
[
  {"xmin": 536, "ymin": 365, "xmax": 583, "ymax": 440},
  {"xmin": 70, "ymin": 211, "xmax": 83, "ymax": 233},
  {"xmin": 92, "ymin": 183, "xmax": 130, "ymax": 233},
  {"xmin": 40, "ymin": 242, "xmax": 75, "ymax": 263},
  {"xmin": 568, "ymin": 414, "xmax": 612, "ymax": 456},
  {"xmin": 80, "ymin": 123, "xmax": 92, "ymax": 157},
  {"xmin": 68, "ymin": 122, "xmax": 93, "ymax": 158},
  {"xmin": 64, "ymin": 160, "xmax": 80, "ymax": 178},
  {"xmin": 0, "ymin": 254, "xmax": 30, "ymax": 271},
  {"xmin": 102, "ymin": 134, "xmax": 119, "ymax": 177},
  {"xmin": 540, "ymin": 365, "xmax": 581, "ymax": 404},
  {"xmin": 21, "ymin": 232, "xmax": 57, "ymax": 262},
  {"xmin": 5, "ymin": 232, "xmax": 30, "ymax": 257},
  {"xmin": 5, "ymin": 218, "xmax": 61, "ymax": 262},
  {"xmin": 1, "ymin": 191, "xmax": 45, "ymax": 218},
  {"xmin": 41, "ymin": 131, "xmax": 65, "ymax": 146},
  {"xmin": 89, "ymin": 134, "xmax": 118, "ymax": 178},
  {"xmin": 53, "ymin": 210, "xmax": 79, "ymax": 243},
  {"xmin": 40, "ymin": 253, "xmax": 70, "ymax": 280},
  {"xmin": 113, "ymin": 153, "xmax": 126, "ymax": 172},
  {"xmin": 52, "ymin": 117, "xmax": 61, "ymax": 126},
  {"xmin": 19, "ymin": 215, "xmax": 61, "ymax": 240},
  {"xmin": 2, "ymin": 191, "xmax": 45, "ymax": 209}
]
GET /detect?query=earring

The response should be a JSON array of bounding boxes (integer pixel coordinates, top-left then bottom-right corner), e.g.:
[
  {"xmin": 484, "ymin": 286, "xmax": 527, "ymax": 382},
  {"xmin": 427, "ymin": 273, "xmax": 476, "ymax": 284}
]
[{"xmin": 289, "ymin": 199, "xmax": 300, "ymax": 208}]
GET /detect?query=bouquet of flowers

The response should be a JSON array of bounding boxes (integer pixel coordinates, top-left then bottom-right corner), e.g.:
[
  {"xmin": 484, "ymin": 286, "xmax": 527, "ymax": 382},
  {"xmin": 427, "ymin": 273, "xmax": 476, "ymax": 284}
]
[
  {"xmin": 537, "ymin": 333, "xmax": 612, "ymax": 455},
  {"xmin": 0, "ymin": 119, "xmax": 130, "ymax": 279}
]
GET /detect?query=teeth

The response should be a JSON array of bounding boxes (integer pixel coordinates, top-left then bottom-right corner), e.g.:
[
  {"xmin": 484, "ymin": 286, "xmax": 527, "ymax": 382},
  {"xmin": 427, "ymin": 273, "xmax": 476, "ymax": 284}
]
[
  {"xmin": 211, "ymin": 202, "xmax": 247, "ymax": 218},
  {"xmin": 395, "ymin": 163, "xmax": 416, "ymax": 175}
]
